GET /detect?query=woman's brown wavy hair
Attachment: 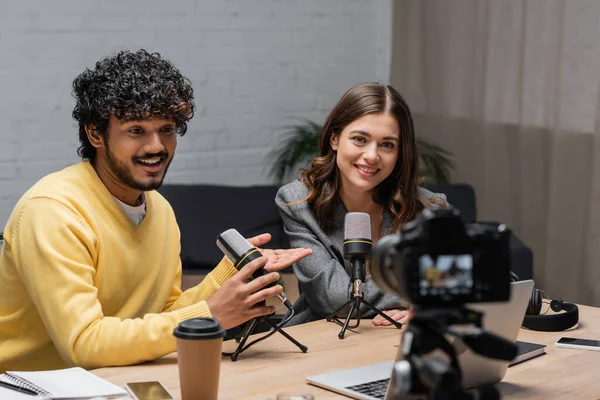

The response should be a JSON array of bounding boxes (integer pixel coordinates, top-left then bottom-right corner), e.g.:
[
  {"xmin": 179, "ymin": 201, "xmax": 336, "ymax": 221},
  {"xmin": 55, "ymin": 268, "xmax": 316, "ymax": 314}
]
[{"xmin": 299, "ymin": 82, "xmax": 423, "ymax": 232}]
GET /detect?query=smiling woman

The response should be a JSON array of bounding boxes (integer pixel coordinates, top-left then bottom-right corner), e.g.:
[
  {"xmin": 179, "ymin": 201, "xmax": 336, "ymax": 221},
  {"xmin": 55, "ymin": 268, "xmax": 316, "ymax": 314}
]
[
  {"xmin": 275, "ymin": 82, "xmax": 447, "ymax": 326},
  {"xmin": 331, "ymin": 113, "xmax": 401, "ymax": 210}
]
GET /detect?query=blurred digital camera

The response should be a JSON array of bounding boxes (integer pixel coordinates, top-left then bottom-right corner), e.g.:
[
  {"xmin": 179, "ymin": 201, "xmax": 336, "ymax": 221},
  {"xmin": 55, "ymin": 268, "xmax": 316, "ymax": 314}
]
[{"xmin": 371, "ymin": 206, "xmax": 511, "ymax": 307}]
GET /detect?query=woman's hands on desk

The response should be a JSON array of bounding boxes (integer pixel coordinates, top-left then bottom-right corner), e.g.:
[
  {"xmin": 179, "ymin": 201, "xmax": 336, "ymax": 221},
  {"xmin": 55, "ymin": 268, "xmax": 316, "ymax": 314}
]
[
  {"xmin": 372, "ymin": 308, "xmax": 413, "ymax": 326},
  {"xmin": 207, "ymin": 233, "xmax": 312, "ymax": 329}
]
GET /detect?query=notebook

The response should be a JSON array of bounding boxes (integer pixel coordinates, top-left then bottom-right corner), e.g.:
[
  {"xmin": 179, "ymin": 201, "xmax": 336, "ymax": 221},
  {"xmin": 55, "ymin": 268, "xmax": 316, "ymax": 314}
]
[
  {"xmin": 0, "ymin": 367, "xmax": 128, "ymax": 399},
  {"xmin": 509, "ymin": 341, "xmax": 546, "ymax": 366},
  {"xmin": 306, "ymin": 280, "xmax": 535, "ymax": 400}
]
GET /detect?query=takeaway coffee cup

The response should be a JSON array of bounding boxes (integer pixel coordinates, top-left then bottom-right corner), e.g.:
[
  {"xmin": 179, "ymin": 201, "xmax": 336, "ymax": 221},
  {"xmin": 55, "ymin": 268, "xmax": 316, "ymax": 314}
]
[{"xmin": 174, "ymin": 318, "xmax": 226, "ymax": 400}]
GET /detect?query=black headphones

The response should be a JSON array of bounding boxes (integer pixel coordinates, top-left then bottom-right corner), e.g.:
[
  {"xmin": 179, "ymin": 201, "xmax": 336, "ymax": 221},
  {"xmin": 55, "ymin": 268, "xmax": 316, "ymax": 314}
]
[{"xmin": 511, "ymin": 272, "xmax": 579, "ymax": 332}]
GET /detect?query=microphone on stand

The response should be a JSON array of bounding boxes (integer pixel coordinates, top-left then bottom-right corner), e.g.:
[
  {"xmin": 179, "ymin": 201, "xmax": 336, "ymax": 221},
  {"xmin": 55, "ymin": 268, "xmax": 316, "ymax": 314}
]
[
  {"xmin": 216, "ymin": 228, "xmax": 293, "ymax": 311},
  {"xmin": 343, "ymin": 212, "xmax": 373, "ymax": 296},
  {"xmin": 216, "ymin": 229, "xmax": 307, "ymax": 361},
  {"xmin": 327, "ymin": 212, "xmax": 403, "ymax": 338}
]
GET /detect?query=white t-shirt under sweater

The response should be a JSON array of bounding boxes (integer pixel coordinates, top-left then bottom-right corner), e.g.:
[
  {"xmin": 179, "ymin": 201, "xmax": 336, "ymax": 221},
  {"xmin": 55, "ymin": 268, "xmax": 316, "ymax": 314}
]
[{"xmin": 114, "ymin": 194, "xmax": 146, "ymax": 226}]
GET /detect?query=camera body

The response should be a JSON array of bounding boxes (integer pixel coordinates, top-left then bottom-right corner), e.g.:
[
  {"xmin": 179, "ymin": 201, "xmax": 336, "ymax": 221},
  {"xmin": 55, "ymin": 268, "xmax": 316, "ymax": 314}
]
[{"xmin": 371, "ymin": 206, "xmax": 511, "ymax": 307}]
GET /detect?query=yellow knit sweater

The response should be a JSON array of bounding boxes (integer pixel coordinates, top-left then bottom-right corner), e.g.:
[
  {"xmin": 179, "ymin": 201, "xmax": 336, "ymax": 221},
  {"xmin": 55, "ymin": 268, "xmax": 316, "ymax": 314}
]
[{"xmin": 0, "ymin": 162, "xmax": 237, "ymax": 372}]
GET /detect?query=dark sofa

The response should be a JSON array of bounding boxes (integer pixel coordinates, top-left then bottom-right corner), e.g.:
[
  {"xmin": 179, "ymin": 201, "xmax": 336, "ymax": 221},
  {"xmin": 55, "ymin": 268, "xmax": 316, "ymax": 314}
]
[
  {"xmin": 158, "ymin": 185, "xmax": 290, "ymax": 273},
  {"xmin": 158, "ymin": 183, "xmax": 533, "ymax": 280}
]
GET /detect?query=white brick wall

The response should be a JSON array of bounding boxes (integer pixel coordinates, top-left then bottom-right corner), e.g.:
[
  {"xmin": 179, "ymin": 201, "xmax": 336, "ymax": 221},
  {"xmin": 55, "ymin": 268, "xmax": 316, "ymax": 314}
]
[{"xmin": 0, "ymin": 0, "xmax": 392, "ymax": 227}]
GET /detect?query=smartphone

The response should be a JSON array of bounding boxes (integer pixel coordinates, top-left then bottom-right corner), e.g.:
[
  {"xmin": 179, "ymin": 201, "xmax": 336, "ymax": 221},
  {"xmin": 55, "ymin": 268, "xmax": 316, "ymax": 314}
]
[
  {"xmin": 555, "ymin": 337, "xmax": 600, "ymax": 351},
  {"xmin": 125, "ymin": 381, "xmax": 174, "ymax": 400}
]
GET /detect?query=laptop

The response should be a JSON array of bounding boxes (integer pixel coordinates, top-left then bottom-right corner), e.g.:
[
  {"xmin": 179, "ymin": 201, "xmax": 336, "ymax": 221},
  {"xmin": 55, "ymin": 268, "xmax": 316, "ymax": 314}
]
[{"xmin": 306, "ymin": 280, "xmax": 535, "ymax": 400}]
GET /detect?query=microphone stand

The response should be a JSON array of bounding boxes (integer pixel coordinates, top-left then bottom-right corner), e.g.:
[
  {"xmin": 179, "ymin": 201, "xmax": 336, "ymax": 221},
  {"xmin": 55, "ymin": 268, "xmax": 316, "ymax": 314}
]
[
  {"xmin": 224, "ymin": 302, "xmax": 308, "ymax": 361},
  {"xmin": 216, "ymin": 229, "xmax": 308, "ymax": 361},
  {"xmin": 327, "ymin": 257, "xmax": 403, "ymax": 339}
]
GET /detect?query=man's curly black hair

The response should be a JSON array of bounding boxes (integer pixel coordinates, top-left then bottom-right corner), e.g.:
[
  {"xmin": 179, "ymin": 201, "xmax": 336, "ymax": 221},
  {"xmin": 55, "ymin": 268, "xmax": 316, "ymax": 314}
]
[{"xmin": 72, "ymin": 49, "xmax": 195, "ymax": 161}]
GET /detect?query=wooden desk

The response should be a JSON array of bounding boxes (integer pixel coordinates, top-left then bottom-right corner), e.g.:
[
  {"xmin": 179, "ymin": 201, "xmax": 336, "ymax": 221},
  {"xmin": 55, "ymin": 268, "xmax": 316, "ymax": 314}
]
[{"xmin": 94, "ymin": 305, "xmax": 600, "ymax": 399}]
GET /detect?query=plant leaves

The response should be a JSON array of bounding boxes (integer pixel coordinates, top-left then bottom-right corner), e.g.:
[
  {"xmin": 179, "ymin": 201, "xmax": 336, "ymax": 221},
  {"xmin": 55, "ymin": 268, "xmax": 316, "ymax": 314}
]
[
  {"xmin": 264, "ymin": 120, "xmax": 321, "ymax": 183},
  {"xmin": 416, "ymin": 138, "xmax": 455, "ymax": 184}
]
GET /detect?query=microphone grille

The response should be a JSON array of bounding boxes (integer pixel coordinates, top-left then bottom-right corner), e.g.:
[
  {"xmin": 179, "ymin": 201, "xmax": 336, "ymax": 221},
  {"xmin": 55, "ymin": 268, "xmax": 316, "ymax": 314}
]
[
  {"xmin": 344, "ymin": 212, "xmax": 372, "ymax": 240},
  {"xmin": 216, "ymin": 229, "xmax": 254, "ymax": 263}
]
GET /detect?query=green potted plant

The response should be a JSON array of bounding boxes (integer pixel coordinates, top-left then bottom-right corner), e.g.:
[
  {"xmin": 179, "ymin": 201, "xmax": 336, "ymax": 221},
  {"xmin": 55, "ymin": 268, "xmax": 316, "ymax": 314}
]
[{"xmin": 265, "ymin": 119, "xmax": 455, "ymax": 184}]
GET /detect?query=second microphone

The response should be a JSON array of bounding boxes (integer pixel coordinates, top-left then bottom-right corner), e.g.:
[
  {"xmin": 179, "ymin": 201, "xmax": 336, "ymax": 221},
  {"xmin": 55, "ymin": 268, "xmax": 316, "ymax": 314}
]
[{"xmin": 216, "ymin": 228, "xmax": 294, "ymax": 311}]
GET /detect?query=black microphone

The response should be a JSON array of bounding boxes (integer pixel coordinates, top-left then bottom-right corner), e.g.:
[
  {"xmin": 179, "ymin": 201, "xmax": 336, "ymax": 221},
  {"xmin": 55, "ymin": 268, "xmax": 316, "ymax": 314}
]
[
  {"xmin": 343, "ymin": 213, "xmax": 372, "ymax": 291},
  {"xmin": 216, "ymin": 228, "xmax": 293, "ymax": 311}
]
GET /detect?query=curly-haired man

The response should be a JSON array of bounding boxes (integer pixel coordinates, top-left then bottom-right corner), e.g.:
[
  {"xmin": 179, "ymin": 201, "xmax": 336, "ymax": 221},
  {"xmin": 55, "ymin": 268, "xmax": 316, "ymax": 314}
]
[{"xmin": 0, "ymin": 49, "xmax": 311, "ymax": 372}]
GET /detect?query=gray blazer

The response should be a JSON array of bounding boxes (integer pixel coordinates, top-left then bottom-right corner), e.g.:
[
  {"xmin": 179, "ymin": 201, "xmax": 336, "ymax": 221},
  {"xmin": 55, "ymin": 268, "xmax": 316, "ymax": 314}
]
[{"xmin": 276, "ymin": 180, "xmax": 447, "ymax": 326}]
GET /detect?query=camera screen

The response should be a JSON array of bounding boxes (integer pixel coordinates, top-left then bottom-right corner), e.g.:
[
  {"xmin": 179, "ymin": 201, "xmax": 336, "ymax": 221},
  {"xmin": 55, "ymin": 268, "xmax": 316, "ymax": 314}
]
[{"xmin": 418, "ymin": 254, "xmax": 473, "ymax": 297}]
